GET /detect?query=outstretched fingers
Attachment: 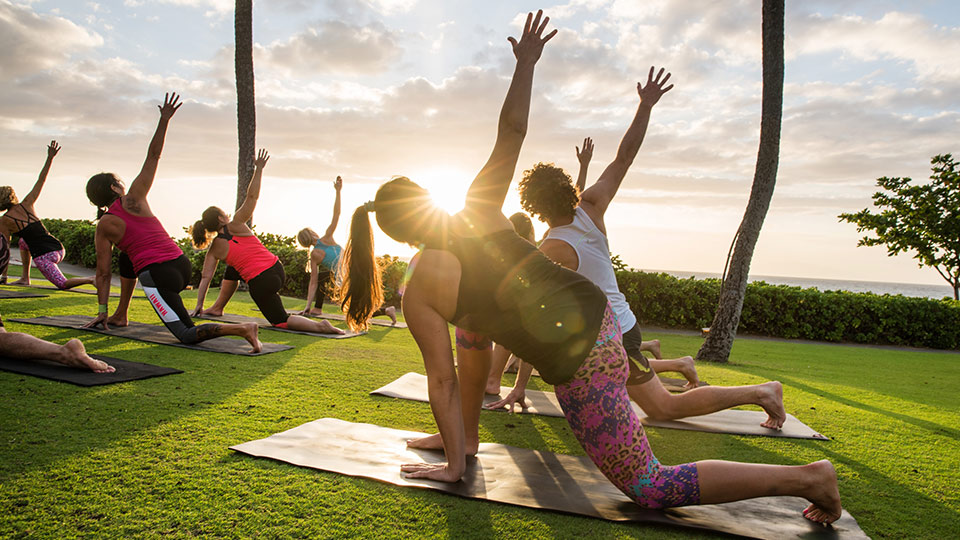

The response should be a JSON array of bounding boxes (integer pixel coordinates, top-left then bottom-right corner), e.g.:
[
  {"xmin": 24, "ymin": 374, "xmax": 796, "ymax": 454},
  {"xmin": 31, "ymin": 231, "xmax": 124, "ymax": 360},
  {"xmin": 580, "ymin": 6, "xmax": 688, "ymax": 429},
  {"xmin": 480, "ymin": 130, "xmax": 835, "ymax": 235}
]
[{"xmin": 256, "ymin": 148, "xmax": 270, "ymax": 166}]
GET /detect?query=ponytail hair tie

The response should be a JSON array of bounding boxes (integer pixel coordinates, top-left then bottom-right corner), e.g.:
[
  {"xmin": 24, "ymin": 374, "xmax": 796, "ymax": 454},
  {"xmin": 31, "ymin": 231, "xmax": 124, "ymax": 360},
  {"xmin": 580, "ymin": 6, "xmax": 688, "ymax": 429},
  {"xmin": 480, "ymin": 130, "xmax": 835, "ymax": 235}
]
[{"xmin": 363, "ymin": 200, "xmax": 376, "ymax": 213}]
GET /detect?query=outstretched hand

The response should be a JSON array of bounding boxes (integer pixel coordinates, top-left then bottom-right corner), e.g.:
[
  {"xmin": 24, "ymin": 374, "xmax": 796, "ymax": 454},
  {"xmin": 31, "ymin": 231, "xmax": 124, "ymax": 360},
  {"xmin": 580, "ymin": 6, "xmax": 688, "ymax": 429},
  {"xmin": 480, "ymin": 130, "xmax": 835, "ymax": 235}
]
[
  {"xmin": 507, "ymin": 9, "xmax": 557, "ymax": 65},
  {"xmin": 47, "ymin": 140, "xmax": 60, "ymax": 158},
  {"xmin": 637, "ymin": 67, "xmax": 673, "ymax": 107},
  {"xmin": 575, "ymin": 137, "xmax": 593, "ymax": 166},
  {"xmin": 83, "ymin": 313, "xmax": 110, "ymax": 331},
  {"xmin": 158, "ymin": 92, "xmax": 182, "ymax": 120},
  {"xmin": 483, "ymin": 388, "xmax": 528, "ymax": 413},
  {"xmin": 254, "ymin": 148, "xmax": 270, "ymax": 169},
  {"xmin": 334, "ymin": 175, "xmax": 342, "ymax": 191}
]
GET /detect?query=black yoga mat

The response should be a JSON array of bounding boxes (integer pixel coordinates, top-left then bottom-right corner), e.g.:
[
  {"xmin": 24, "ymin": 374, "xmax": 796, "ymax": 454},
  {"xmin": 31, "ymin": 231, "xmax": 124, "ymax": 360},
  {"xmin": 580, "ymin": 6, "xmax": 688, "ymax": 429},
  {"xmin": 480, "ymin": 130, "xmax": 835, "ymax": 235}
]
[
  {"xmin": 20, "ymin": 284, "xmax": 122, "ymax": 298},
  {"xmin": 9, "ymin": 315, "xmax": 293, "ymax": 356},
  {"xmin": 0, "ymin": 289, "xmax": 49, "ymax": 299},
  {"xmin": 196, "ymin": 312, "xmax": 365, "ymax": 339},
  {"xmin": 372, "ymin": 373, "xmax": 828, "ymax": 440},
  {"xmin": 231, "ymin": 418, "xmax": 865, "ymax": 540},
  {"xmin": 0, "ymin": 354, "xmax": 182, "ymax": 386}
]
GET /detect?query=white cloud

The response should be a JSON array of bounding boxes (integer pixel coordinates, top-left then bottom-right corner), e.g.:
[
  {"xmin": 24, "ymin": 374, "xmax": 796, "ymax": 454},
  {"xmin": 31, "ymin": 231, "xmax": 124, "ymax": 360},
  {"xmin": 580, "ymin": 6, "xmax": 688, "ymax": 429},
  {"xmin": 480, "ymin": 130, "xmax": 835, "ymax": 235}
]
[
  {"xmin": 265, "ymin": 20, "xmax": 402, "ymax": 75},
  {"xmin": 0, "ymin": 0, "xmax": 103, "ymax": 78}
]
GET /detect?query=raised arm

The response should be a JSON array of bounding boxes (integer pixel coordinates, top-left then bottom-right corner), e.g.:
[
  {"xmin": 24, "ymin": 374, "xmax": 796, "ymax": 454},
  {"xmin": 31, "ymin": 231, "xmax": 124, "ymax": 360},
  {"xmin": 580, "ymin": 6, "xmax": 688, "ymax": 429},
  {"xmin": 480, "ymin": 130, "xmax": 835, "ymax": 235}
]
[
  {"xmin": 21, "ymin": 141, "xmax": 60, "ymax": 207},
  {"xmin": 322, "ymin": 176, "xmax": 343, "ymax": 239},
  {"xmin": 580, "ymin": 67, "xmax": 673, "ymax": 221},
  {"xmin": 574, "ymin": 137, "xmax": 593, "ymax": 193},
  {"xmin": 233, "ymin": 149, "xmax": 270, "ymax": 225},
  {"xmin": 463, "ymin": 10, "xmax": 556, "ymax": 215},
  {"xmin": 84, "ymin": 223, "xmax": 117, "ymax": 330},
  {"xmin": 192, "ymin": 249, "xmax": 221, "ymax": 316},
  {"xmin": 127, "ymin": 93, "xmax": 182, "ymax": 202}
]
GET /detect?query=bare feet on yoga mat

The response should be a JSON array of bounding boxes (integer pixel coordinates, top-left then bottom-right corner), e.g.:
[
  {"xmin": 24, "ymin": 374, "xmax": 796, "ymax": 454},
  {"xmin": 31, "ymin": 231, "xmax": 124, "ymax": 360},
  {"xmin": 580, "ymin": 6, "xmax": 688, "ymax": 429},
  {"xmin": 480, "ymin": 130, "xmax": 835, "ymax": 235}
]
[
  {"xmin": 11, "ymin": 278, "xmax": 30, "ymax": 286},
  {"xmin": 199, "ymin": 307, "xmax": 223, "ymax": 317},
  {"xmin": 485, "ymin": 380, "xmax": 502, "ymax": 395},
  {"xmin": 407, "ymin": 433, "xmax": 479, "ymax": 456},
  {"xmin": 675, "ymin": 356, "xmax": 701, "ymax": 389},
  {"xmin": 758, "ymin": 381, "xmax": 786, "ymax": 429},
  {"xmin": 316, "ymin": 320, "xmax": 345, "ymax": 335},
  {"xmin": 802, "ymin": 460, "xmax": 842, "ymax": 525},
  {"xmin": 306, "ymin": 307, "xmax": 325, "ymax": 317},
  {"xmin": 106, "ymin": 314, "xmax": 128, "ymax": 327},
  {"xmin": 238, "ymin": 322, "xmax": 262, "ymax": 353},
  {"xmin": 60, "ymin": 339, "xmax": 115, "ymax": 373},
  {"xmin": 384, "ymin": 305, "xmax": 397, "ymax": 325}
]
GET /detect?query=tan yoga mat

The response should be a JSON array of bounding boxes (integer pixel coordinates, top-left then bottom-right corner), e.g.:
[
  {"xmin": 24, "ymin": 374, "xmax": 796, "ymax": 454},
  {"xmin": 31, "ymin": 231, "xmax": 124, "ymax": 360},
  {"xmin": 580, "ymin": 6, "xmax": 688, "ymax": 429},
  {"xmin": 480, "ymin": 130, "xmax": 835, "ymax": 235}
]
[
  {"xmin": 10, "ymin": 315, "xmax": 292, "ymax": 356},
  {"xmin": 372, "ymin": 373, "xmax": 828, "ymax": 440},
  {"xmin": 231, "ymin": 418, "xmax": 864, "ymax": 539},
  {"xmin": 196, "ymin": 312, "xmax": 365, "ymax": 339},
  {"xmin": 284, "ymin": 309, "xmax": 407, "ymax": 329}
]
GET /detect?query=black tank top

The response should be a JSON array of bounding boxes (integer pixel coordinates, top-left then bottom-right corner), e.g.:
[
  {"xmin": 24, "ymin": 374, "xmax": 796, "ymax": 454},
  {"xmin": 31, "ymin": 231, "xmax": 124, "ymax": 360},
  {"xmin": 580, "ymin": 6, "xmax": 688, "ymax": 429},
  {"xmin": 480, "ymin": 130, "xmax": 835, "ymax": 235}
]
[
  {"xmin": 439, "ymin": 228, "xmax": 608, "ymax": 384},
  {"xmin": 8, "ymin": 206, "xmax": 62, "ymax": 257}
]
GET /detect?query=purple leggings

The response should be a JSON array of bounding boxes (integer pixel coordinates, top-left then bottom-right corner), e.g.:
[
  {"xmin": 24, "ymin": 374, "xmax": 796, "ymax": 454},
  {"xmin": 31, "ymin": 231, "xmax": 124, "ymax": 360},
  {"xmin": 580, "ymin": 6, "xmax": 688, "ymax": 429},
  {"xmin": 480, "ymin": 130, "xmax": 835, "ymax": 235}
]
[
  {"xmin": 554, "ymin": 305, "xmax": 701, "ymax": 509},
  {"xmin": 19, "ymin": 238, "xmax": 67, "ymax": 289}
]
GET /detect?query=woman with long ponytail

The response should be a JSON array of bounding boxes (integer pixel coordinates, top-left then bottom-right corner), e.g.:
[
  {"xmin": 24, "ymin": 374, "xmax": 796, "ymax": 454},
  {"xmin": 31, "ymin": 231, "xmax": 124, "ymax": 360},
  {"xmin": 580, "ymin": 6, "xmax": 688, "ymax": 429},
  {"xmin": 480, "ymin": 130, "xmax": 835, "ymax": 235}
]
[
  {"xmin": 341, "ymin": 11, "xmax": 842, "ymax": 524},
  {"xmin": 84, "ymin": 93, "xmax": 262, "ymax": 353},
  {"xmin": 190, "ymin": 150, "xmax": 344, "ymax": 336}
]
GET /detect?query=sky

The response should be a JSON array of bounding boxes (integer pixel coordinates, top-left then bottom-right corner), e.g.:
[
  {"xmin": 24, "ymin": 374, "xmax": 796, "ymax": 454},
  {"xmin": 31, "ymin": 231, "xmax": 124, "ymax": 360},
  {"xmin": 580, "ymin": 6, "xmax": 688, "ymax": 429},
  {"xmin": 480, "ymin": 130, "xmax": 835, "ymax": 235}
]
[{"xmin": 1, "ymin": 0, "xmax": 958, "ymax": 287}]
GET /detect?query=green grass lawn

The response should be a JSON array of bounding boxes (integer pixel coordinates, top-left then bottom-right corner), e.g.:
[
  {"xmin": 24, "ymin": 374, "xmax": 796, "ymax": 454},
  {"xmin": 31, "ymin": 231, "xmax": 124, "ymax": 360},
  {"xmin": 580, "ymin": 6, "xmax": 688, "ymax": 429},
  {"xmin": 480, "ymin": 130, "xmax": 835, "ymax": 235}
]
[{"xmin": 0, "ymin": 285, "xmax": 958, "ymax": 539}]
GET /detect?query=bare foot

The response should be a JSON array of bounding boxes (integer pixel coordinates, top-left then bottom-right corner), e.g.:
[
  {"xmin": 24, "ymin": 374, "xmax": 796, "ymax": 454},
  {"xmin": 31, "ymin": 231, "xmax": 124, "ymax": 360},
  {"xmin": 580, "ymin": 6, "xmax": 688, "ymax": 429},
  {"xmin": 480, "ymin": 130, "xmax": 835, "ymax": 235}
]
[
  {"xmin": 239, "ymin": 322, "xmax": 262, "ymax": 353},
  {"xmin": 107, "ymin": 314, "xmax": 128, "ymax": 328},
  {"xmin": 802, "ymin": 460, "xmax": 842, "ymax": 525},
  {"xmin": 643, "ymin": 339, "xmax": 662, "ymax": 359},
  {"xmin": 407, "ymin": 433, "xmax": 479, "ymax": 456},
  {"xmin": 316, "ymin": 320, "xmax": 345, "ymax": 335},
  {"xmin": 11, "ymin": 278, "xmax": 30, "ymax": 286},
  {"xmin": 384, "ymin": 305, "xmax": 397, "ymax": 325},
  {"xmin": 675, "ymin": 356, "xmax": 701, "ymax": 389},
  {"xmin": 201, "ymin": 308, "xmax": 224, "ymax": 317},
  {"xmin": 307, "ymin": 307, "xmax": 325, "ymax": 317},
  {"xmin": 485, "ymin": 379, "xmax": 502, "ymax": 395},
  {"xmin": 60, "ymin": 339, "xmax": 115, "ymax": 373},
  {"xmin": 758, "ymin": 381, "xmax": 786, "ymax": 429}
]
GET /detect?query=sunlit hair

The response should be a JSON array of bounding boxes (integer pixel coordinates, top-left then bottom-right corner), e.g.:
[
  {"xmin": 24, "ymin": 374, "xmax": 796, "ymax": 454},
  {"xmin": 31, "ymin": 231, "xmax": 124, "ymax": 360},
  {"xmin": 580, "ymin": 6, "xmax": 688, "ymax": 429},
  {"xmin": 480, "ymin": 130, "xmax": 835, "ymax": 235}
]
[
  {"xmin": 518, "ymin": 162, "xmax": 579, "ymax": 223},
  {"xmin": 189, "ymin": 206, "xmax": 225, "ymax": 249},
  {"xmin": 86, "ymin": 173, "xmax": 125, "ymax": 219},
  {"xmin": 508, "ymin": 212, "xmax": 535, "ymax": 244},
  {"xmin": 297, "ymin": 227, "xmax": 318, "ymax": 248},
  {"xmin": 340, "ymin": 176, "xmax": 446, "ymax": 332},
  {"xmin": 0, "ymin": 186, "xmax": 17, "ymax": 212}
]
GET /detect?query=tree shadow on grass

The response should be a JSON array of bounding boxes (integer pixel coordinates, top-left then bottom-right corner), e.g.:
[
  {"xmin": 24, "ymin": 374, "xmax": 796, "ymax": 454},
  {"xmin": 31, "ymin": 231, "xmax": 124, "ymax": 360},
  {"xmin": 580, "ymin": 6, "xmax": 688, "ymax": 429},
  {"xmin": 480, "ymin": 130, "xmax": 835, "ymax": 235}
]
[{"xmin": 770, "ymin": 374, "xmax": 960, "ymax": 441}]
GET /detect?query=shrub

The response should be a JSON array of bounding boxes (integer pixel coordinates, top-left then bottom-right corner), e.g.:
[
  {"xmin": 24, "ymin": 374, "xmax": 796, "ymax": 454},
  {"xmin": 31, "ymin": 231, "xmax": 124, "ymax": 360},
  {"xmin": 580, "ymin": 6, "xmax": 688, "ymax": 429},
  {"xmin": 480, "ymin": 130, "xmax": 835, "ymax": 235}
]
[{"xmin": 617, "ymin": 270, "xmax": 960, "ymax": 349}]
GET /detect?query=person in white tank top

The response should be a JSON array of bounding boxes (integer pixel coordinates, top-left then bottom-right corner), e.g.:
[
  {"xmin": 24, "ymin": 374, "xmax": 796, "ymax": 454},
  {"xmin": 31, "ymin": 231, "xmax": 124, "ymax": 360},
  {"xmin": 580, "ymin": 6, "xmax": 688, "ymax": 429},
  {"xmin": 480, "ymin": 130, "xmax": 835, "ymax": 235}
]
[{"xmin": 488, "ymin": 69, "xmax": 789, "ymax": 432}]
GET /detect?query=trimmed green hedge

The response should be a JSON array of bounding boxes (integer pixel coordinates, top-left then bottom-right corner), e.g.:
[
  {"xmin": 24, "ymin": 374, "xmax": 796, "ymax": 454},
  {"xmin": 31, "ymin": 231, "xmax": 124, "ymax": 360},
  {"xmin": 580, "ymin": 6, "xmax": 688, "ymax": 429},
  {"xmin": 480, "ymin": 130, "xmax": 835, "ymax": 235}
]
[
  {"xmin": 42, "ymin": 219, "xmax": 404, "ymax": 308},
  {"xmin": 617, "ymin": 270, "xmax": 960, "ymax": 350},
  {"xmin": 42, "ymin": 219, "xmax": 960, "ymax": 348}
]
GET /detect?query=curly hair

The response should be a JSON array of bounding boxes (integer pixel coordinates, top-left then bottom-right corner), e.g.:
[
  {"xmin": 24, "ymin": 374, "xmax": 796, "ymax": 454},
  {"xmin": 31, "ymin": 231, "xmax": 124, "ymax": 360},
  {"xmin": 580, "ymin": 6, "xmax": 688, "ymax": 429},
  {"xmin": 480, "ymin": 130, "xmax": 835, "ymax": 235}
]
[
  {"xmin": 518, "ymin": 162, "xmax": 579, "ymax": 223},
  {"xmin": 0, "ymin": 186, "xmax": 16, "ymax": 212}
]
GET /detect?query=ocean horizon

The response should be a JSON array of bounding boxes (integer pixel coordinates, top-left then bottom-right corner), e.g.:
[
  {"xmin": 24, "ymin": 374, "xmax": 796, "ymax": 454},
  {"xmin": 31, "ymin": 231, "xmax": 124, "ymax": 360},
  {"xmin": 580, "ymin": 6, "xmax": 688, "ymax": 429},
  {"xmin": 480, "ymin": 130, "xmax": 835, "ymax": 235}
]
[{"xmin": 644, "ymin": 269, "xmax": 957, "ymax": 301}]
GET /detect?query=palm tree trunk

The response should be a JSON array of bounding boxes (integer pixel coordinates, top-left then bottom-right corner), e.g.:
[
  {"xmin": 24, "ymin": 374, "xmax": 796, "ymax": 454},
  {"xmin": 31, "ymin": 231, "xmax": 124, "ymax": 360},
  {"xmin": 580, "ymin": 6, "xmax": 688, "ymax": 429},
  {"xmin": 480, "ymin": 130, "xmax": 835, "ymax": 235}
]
[
  {"xmin": 697, "ymin": 0, "xmax": 784, "ymax": 363},
  {"xmin": 235, "ymin": 0, "xmax": 256, "ymax": 220}
]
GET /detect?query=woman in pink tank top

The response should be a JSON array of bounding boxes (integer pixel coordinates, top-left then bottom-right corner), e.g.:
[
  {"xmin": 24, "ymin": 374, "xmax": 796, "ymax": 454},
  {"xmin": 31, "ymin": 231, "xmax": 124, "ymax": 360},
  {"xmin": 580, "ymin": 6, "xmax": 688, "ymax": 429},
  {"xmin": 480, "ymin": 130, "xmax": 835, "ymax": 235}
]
[
  {"xmin": 189, "ymin": 149, "xmax": 344, "ymax": 335},
  {"xmin": 82, "ymin": 93, "xmax": 261, "ymax": 353}
]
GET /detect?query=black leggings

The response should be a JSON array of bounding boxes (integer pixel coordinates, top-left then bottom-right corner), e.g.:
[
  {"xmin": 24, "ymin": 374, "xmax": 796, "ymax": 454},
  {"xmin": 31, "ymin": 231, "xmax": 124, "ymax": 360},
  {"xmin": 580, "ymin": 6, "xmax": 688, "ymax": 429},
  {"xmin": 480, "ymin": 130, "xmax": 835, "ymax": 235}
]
[
  {"xmin": 314, "ymin": 268, "xmax": 333, "ymax": 308},
  {"xmin": 248, "ymin": 260, "xmax": 289, "ymax": 326},
  {"xmin": 138, "ymin": 255, "xmax": 202, "ymax": 344}
]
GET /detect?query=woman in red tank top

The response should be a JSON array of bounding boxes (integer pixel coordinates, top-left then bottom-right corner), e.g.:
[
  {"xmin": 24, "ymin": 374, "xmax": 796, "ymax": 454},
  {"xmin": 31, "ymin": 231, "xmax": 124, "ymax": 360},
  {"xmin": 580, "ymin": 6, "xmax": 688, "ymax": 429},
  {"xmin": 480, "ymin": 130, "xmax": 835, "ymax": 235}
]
[
  {"xmin": 190, "ymin": 149, "xmax": 344, "ymax": 335},
  {"xmin": 83, "ymin": 93, "xmax": 261, "ymax": 353}
]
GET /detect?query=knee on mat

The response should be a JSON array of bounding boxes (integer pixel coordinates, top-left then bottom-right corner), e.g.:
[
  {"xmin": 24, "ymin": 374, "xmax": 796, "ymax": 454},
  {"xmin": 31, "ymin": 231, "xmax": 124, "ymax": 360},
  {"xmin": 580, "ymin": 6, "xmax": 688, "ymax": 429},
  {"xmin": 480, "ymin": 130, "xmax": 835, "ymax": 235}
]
[{"xmin": 177, "ymin": 327, "xmax": 201, "ymax": 345}]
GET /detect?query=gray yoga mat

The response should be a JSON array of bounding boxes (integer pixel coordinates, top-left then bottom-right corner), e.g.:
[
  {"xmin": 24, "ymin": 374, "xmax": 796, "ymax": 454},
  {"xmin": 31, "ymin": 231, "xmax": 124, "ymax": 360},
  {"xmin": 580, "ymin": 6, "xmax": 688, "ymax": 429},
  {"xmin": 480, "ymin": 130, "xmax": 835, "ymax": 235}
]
[
  {"xmin": 0, "ymin": 354, "xmax": 182, "ymax": 386},
  {"xmin": 0, "ymin": 289, "xmax": 49, "ymax": 299},
  {"xmin": 9, "ymin": 315, "xmax": 293, "ymax": 356},
  {"xmin": 16, "ymin": 283, "xmax": 123, "ymax": 297},
  {"xmin": 372, "ymin": 373, "xmax": 828, "ymax": 440},
  {"xmin": 289, "ymin": 310, "xmax": 408, "ymax": 329},
  {"xmin": 196, "ymin": 312, "xmax": 365, "ymax": 339},
  {"xmin": 231, "ymin": 418, "xmax": 864, "ymax": 540}
]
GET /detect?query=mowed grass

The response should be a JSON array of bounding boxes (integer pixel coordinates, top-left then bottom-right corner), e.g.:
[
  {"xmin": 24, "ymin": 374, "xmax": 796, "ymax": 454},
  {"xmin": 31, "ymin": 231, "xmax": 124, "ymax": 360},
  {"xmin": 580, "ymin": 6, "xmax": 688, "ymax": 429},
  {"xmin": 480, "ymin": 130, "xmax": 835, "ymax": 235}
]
[{"xmin": 0, "ymin": 285, "xmax": 958, "ymax": 539}]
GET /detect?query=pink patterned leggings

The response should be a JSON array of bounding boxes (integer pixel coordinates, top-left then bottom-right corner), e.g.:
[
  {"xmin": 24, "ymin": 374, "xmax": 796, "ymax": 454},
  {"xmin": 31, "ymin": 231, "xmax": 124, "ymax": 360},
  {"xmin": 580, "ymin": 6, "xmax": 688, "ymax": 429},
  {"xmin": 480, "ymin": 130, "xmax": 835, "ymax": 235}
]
[
  {"xmin": 19, "ymin": 238, "xmax": 67, "ymax": 289},
  {"xmin": 554, "ymin": 305, "xmax": 701, "ymax": 509}
]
